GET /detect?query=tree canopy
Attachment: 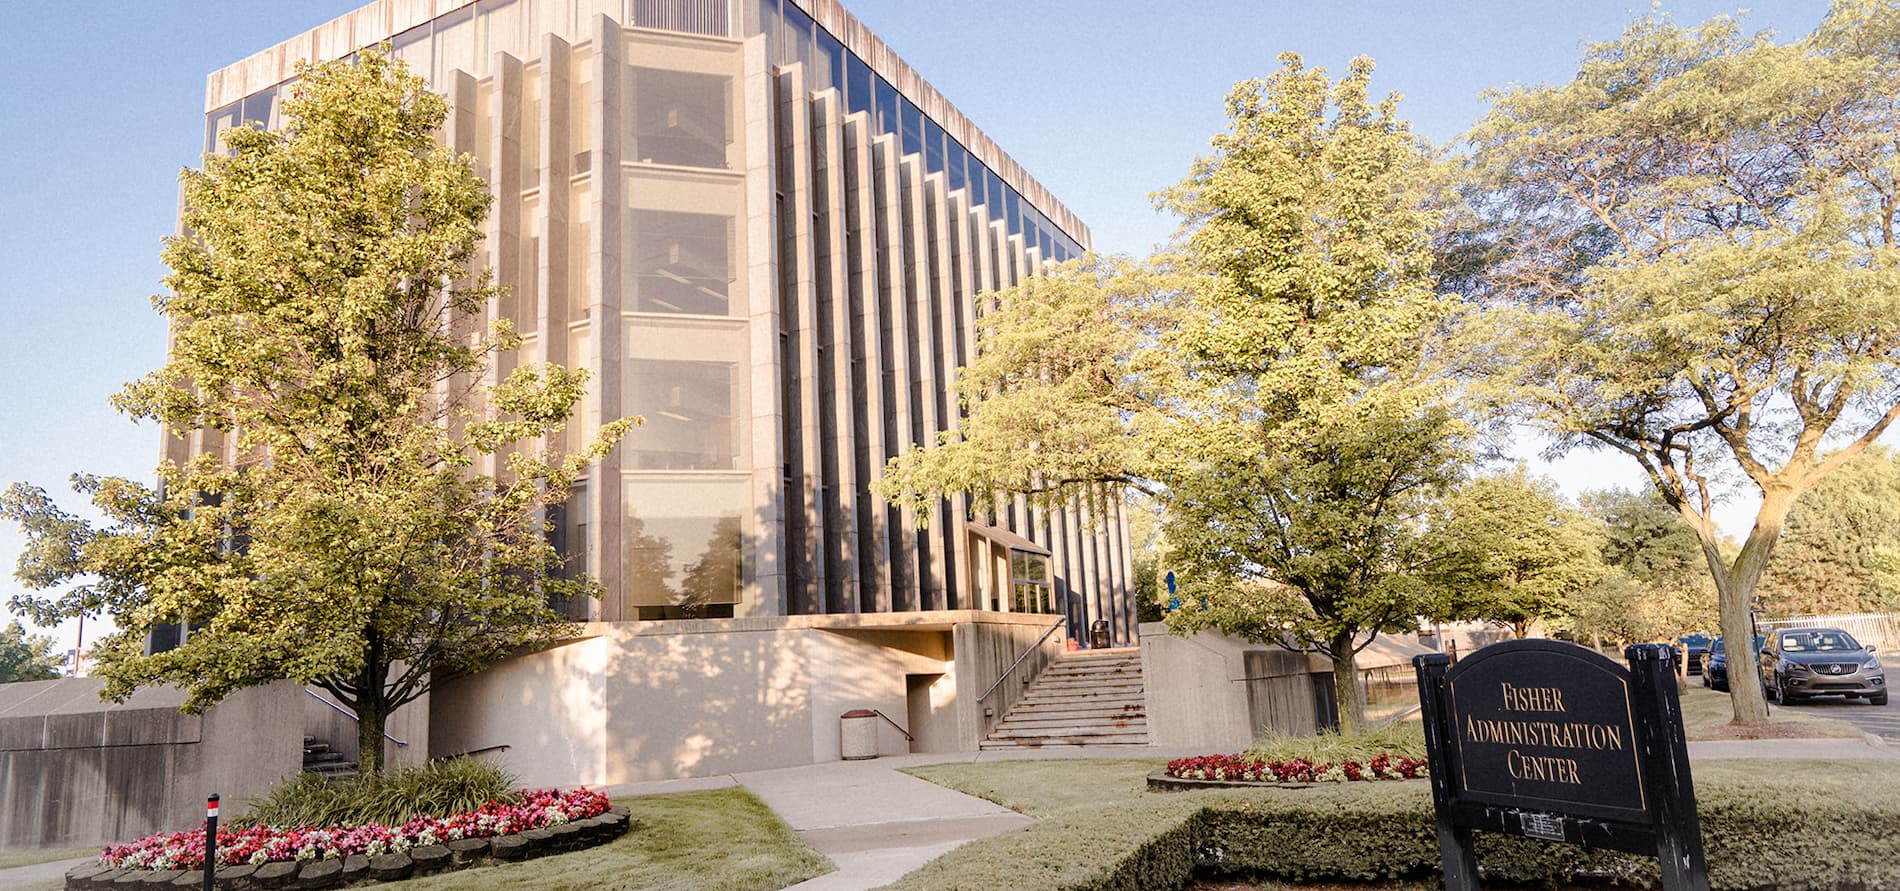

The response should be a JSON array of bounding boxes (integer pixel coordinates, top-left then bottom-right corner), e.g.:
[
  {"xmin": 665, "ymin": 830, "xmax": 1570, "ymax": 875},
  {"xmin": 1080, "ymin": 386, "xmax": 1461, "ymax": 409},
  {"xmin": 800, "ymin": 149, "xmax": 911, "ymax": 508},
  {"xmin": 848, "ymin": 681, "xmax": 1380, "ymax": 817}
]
[
  {"xmin": 1434, "ymin": 469, "xmax": 1608, "ymax": 640},
  {"xmin": 0, "ymin": 620, "xmax": 61, "ymax": 684},
  {"xmin": 1759, "ymin": 446, "xmax": 1900, "ymax": 616},
  {"xmin": 2, "ymin": 50, "xmax": 628, "ymax": 771},
  {"xmin": 886, "ymin": 54, "xmax": 1464, "ymax": 733},
  {"xmin": 1462, "ymin": 1, "xmax": 1900, "ymax": 723}
]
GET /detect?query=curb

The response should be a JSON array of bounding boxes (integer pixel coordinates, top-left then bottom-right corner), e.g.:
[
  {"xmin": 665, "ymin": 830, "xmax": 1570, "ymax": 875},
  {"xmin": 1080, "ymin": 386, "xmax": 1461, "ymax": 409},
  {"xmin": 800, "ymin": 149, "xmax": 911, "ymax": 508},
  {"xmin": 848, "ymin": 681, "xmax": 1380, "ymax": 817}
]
[{"xmin": 64, "ymin": 806, "xmax": 631, "ymax": 890}]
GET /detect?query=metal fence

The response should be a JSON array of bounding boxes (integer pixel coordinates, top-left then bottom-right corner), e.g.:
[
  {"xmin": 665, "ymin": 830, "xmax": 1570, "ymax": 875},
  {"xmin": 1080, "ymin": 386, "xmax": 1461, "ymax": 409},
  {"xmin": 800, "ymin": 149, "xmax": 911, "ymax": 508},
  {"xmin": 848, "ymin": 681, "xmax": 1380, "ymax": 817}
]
[{"xmin": 1759, "ymin": 612, "xmax": 1899, "ymax": 655}]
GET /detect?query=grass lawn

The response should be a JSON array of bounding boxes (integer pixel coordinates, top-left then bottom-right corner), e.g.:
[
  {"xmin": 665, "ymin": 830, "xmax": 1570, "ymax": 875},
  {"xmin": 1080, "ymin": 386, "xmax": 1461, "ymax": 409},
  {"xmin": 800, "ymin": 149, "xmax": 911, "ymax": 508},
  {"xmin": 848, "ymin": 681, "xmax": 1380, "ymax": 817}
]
[
  {"xmin": 1678, "ymin": 683, "xmax": 1865, "ymax": 740},
  {"xmin": 10, "ymin": 787, "xmax": 829, "ymax": 891},
  {"xmin": 886, "ymin": 756, "xmax": 1900, "ymax": 891},
  {"xmin": 387, "ymin": 787, "xmax": 831, "ymax": 891}
]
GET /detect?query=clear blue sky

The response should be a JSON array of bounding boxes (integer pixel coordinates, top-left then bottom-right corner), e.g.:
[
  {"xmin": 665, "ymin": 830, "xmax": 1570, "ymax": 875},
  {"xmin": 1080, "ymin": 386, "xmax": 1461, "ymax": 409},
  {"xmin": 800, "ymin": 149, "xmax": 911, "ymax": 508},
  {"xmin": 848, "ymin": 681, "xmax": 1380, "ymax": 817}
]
[{"xmin": 0, "ymin": 1, "xmax": 1838, "ymax": 650}]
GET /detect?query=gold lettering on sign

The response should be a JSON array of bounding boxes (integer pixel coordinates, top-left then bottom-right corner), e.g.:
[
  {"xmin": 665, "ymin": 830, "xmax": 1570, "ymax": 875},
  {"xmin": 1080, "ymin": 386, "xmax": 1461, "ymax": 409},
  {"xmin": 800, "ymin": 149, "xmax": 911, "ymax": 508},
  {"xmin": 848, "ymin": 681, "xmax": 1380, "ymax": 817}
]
[
  {"xmin": 1500, "ymin": 682, "xmax": 1566, "ymax": 712},
  {"xmin": 1507, "ymin": 749, "xmax": 1583, "ymax": 784},
  {"xmin": 1463, "ymin": 715, "xmax": 1626, "ymax": 751}
]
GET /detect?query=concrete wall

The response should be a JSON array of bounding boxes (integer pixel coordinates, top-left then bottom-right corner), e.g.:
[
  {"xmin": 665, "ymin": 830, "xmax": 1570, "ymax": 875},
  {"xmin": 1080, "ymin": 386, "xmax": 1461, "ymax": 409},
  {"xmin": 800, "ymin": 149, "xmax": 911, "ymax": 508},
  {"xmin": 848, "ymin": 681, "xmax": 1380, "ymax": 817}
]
[
  {"xmin": 428, "ymin": 611, "xmax": 1046, "ymax": 786},
  {"xmin": 1139, "ymin": 622, "xmax": 1331, "ymax": 751},
  {"xmin": 0, "ymin": 679, "xmax": 303, "ymax": 851},
  {"xmin": 954, "ymin": 617, "xmax": 1066, "ymax": 746}
]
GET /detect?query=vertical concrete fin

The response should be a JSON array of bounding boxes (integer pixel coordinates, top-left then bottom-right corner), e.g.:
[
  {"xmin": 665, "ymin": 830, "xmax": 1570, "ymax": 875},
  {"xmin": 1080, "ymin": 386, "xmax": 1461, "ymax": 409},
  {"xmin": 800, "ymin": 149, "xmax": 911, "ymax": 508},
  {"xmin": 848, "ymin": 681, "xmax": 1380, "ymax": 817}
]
[
  {"xmin": 809, "ymin": 88, "xmax": 859, "ymax": 614},
  {"xmin": 842, "ymin": 111, "xmax": 893, "ymax": 613},
  {"xmin": 776, "ymin": 64, "xmax": 826, "ymax": 615},
  {"xmin": 871, "ymin": 133, "xmax": 920, "ymax": 611}
]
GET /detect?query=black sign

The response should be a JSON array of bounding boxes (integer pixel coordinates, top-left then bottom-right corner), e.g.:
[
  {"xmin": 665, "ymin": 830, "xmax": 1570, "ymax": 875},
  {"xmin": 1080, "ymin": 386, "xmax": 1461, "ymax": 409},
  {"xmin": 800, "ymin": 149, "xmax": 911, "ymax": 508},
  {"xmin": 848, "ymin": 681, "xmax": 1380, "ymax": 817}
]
[
  {"xmin": 1447, "ymin": 642, "xmax": 1645, "ymax": 820},
  {"xmin": 1414, "ymin": 641, "xmax": 1709, "ymax": 891}
]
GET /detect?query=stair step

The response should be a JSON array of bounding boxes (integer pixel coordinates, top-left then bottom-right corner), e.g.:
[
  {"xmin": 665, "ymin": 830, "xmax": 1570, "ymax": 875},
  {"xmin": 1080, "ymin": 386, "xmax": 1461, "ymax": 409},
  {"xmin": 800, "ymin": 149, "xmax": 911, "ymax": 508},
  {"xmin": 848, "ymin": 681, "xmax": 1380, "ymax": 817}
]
[
  {"xmin": 987, "ymin": 723, "xmax": 1149, "ymax": 739},
  {"xmin": 998, "ymin": 702, "xmax": 1146, "ymax": 717}
]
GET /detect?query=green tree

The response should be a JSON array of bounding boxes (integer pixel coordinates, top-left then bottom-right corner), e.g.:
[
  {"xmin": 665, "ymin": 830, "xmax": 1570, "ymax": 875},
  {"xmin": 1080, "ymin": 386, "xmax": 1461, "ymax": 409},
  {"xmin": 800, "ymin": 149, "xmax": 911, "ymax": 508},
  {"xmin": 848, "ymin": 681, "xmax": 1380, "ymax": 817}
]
[
  {"xmin": 1567, "ymin": 488, "xmax": 1718, "ymax": 653},
  {"xmin": 887, "ymin": 55, "xmax": 1462, "ymax": 733},
  {"xmin": 1435, "ymin": 469, "xmax": 1608, "ymax": 640},
  {"xmin": 0, "ymin": 620, "xmax": 61, "ymax": 683},
  {"xmin": 1759, "ymin": 446, "xmax": 1900, "ymax": 615},
  {"xmin": 2, "ymin": 51, "xmax": 627, "ymax": 772},
  {"xmin": 1463, "ymin": 3, "xmax": 1900, "ymax": 724}
]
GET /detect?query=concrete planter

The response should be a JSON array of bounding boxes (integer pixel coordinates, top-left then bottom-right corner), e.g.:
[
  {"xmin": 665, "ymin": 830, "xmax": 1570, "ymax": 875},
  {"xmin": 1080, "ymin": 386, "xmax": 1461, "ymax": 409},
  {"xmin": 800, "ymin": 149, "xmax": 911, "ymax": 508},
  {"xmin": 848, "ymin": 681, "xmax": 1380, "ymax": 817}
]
[{"xmin": 65, "ymin": 806, "xmax": 631, "ymax": 891}]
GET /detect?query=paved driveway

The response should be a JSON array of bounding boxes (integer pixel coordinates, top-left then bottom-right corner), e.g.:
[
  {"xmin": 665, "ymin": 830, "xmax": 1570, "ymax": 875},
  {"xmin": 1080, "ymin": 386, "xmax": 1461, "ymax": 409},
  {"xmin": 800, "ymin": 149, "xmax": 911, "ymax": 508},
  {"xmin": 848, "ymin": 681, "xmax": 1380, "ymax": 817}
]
[{"xmin": 1781, "ymin": 691, "xmax": 1900, "ymax": 742}]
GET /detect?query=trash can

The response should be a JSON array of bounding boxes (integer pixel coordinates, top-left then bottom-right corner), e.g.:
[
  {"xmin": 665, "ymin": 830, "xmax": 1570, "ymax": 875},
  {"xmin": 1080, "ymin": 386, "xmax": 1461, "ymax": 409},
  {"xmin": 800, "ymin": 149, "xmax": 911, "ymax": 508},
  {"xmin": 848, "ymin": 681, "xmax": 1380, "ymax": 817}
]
[
  {"xmin": 1090, "ymin": 619, "xmax": 1111, "ymax": 649},
  {"xmin": 840, "ymin": 709, "xmax": 879, "ymax": 760}
]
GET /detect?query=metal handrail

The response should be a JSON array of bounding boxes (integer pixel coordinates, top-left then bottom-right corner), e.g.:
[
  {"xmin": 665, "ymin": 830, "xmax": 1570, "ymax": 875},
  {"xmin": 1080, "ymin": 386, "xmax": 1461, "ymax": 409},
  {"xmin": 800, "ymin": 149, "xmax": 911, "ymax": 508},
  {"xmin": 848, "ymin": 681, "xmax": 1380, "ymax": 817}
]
[
  {"xmin": 438, "ymin": 744, "xmax": 511, "ymax": 760},
  {"xmin": 977, "ymin": 616, "xmax": 1067, "ymax": 703},
  {"xmin": 304, "ymin": 688, "xmax": 410, "ymax": 747},
  {"xmin": 870, "ymin": 709, "xmax": 914, "ymax": 742}
]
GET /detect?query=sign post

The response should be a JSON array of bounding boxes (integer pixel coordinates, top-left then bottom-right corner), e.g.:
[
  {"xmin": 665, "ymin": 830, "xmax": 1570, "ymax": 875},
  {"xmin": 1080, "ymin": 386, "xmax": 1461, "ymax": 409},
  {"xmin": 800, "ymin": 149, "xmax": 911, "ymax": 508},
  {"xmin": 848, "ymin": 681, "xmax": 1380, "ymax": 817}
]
[{"xmin": 1413, "ymin": 641, "xmax": 1708, "ymax": 890}]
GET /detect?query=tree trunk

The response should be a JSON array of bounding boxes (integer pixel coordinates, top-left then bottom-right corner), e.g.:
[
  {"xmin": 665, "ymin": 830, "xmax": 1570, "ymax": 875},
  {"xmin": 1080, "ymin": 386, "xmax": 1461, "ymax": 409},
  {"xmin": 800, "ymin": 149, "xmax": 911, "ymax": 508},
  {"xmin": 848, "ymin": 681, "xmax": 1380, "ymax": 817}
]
[
  {"xmin": 1687, "ymin": 488, "xmax": 1795, "ymax": 727},
  {"xmin": 1330, "ymin": 632, "xmax": 1366, "ymax": 736},
  {"xmin": 356, "ymin": 696, "xmax": 387, "ymax": 775}
]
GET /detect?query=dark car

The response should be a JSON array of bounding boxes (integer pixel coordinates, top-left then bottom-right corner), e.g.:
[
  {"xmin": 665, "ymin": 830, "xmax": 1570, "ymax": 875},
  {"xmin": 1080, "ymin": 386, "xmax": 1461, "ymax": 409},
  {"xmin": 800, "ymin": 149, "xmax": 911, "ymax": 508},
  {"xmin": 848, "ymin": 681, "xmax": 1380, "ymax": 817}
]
[
  {"xmin": 1702, "ymin": 635, "xmax": 1765, "ymax": 692},
  {"xmin": 1758, "ymin": 626, "xmax": 1888, "ymax": 705},
  {"xmin": 1678, "ymin": 632, "xmax": 1712, "ymax": 676}
]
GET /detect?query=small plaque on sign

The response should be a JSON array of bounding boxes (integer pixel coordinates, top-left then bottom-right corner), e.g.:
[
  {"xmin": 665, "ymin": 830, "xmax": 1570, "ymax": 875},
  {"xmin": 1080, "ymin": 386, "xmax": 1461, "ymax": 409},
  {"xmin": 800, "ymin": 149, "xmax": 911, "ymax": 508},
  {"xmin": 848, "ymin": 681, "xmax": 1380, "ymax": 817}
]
[{"xmin": 1518, "ymin": 811, "xmax": 1564, "ymax": 842}]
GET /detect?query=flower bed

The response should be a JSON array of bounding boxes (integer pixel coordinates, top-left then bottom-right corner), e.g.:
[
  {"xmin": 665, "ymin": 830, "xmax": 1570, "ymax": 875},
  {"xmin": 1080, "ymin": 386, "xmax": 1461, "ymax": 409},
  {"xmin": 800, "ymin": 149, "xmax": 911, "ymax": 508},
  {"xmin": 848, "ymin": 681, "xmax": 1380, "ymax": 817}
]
[
  {"xmin": 1163, "ymin": 752, "xmax": 1427, "ymax": 785},
  {"xmin": 97, "ymin": 788, "xmax": 611, "ymax": 871}
]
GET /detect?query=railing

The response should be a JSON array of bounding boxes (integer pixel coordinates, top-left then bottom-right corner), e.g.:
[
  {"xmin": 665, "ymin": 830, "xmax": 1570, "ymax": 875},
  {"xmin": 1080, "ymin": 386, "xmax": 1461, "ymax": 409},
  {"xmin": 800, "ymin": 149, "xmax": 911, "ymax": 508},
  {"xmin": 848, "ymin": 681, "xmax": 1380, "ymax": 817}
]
[
  {"xmin": 438, "ymin": 744, "xmax": 511, "ymax": 760},
  {"xmin": 870, "ymin": 709, "xmax": 914, "ymax": 742},
  {"xmin": 978, "ymin": 616, "xmax": 1067, "ymax": 704},
  {"xmin": 304, "ymin": 689, "xmax": 410, "ymax": 748}
]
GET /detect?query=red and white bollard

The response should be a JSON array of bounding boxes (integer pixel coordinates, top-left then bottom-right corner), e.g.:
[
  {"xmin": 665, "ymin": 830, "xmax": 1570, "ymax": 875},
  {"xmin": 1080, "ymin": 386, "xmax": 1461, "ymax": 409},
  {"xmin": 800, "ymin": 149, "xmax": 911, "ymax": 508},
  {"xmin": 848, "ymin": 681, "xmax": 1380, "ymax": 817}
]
[{"xmin": 202, "ymin": 794, "xmax": 219, "ymax": 891}]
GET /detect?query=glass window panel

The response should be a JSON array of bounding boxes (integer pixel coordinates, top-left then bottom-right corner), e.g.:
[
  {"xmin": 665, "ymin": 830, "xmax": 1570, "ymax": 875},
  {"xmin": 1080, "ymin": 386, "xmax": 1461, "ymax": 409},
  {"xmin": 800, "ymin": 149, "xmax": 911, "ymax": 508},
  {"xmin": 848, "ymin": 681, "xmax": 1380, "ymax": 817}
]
[
  {"xmin": 945, "ymin": 139, "xmax": 968, "ymax": 192},
  {"xmin": 779, "ymin": 1, "xmax": 813, "ymax": 72},
  {"xmin": 1039, "ymin": 227, "xmax": 1053, "ymax": 261},
  {"xmin": 873, "ymin": 75, "xmax": 899, "ymax": 139},
  {"xmin": 813, "ymin": 28, "xmax": 844, "ymax": 95},
  {"xmin": 629, "ymin": 209, "xmax": 734, "ymax": 314},
  {"xmin": 631, "ymin": 67, "xmax": 731, "ymax": 168},
  {"xmin": 900, "ymin": 98, "xmax": 922, "ymax": 157},
  {"xmin": 985, "ymin": 170, "xmax": 1005, "ymax": 218},
  {"xmin": 626, "ymin": 359, "xmax": 739, "ymax": 469},
  {"xmin": 924, "ymin": 118, "xmax": 945, "ymax": 175},
  {"xmin": 623, "ymin": 477, "xmax": 748, "ymax": 610},
  {"xmin": 1004, "ymin": 187, "xmax": 1022, "ymax": 236},
  {"xmin": 205, "ymin": 103, "xmax": 241, "ymax": 155},
  {"xmin": 570, "ymin": 52, "xmax": 593, "ymax": 169},
  {"xmin": 240, "ymin": 87, "xmax": 275, "ymax": 129},
  {"xmin": 845, "ymin": 53, "xmax": 872, "ymax": 118},
  {"xmin": 521, "ymin": 66, "xmax": 542, "ymax": 189}
]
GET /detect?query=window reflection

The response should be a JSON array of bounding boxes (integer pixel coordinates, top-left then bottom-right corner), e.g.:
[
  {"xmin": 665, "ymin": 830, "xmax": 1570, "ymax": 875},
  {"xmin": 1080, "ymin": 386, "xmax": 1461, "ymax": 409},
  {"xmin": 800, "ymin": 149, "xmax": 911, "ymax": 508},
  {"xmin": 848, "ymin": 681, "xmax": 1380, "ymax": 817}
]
[
  {"xmin": 630, "ymin": 209, "xmax": 733, "ymax": 314},
  {"xmin": 1010, "ymin": 550, "xmax": 1052, "ymax": 614},
  {"xmin": 624, "ymin": 478, "xmax": 747, "ymax": 618},
  {"xmin": 626, "ymin": 359, "xmax": 737, "ymax": 469},
  {"xmin": 631, "ymin": 67, "xmax": 731, "ymax": 168}
]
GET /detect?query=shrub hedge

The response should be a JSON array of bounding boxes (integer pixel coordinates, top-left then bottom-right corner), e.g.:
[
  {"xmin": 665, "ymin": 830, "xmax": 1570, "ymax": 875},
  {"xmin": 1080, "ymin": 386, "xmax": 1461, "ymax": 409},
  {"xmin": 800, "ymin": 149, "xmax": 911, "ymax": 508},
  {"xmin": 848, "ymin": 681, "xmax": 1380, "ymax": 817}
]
[
  {"xmin": 239, "ymin": 757, "xmax": 521, "ymax": 829},
  {"xmin": 881, "ymin": 759, "xmax": 1900, "ymax": 891}
]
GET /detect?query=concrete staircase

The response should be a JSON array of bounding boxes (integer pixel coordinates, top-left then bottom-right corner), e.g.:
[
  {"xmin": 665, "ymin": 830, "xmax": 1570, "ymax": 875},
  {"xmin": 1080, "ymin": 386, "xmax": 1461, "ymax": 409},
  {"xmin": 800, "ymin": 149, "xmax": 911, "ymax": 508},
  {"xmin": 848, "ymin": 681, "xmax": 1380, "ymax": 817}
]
[
  {"xmin": 302, "ymin": 735, "xmax": 359, "ymax": 781},
  {"xmin": 981, "ymin": 647, "xmax": 1148, "ymax": 749}
]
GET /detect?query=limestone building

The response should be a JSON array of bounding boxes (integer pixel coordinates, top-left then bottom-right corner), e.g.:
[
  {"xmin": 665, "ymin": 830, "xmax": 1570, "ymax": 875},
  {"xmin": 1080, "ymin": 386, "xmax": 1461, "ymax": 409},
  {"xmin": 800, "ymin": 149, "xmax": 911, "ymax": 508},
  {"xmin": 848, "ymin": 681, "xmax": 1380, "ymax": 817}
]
[
  {"xmin": 163, "ymin": 0, "xmax": 1142, "ymax": 786},
  {"xmin": 189, "ymin": 0, "xmax": 1131, "ymax": 638}
]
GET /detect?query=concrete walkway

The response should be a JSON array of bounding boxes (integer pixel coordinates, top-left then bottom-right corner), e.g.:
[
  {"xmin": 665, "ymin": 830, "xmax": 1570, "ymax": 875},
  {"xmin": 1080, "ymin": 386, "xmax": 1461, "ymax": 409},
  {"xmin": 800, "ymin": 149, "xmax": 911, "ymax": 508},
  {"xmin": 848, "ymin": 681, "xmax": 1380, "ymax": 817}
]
[{"xmin": 0, "ymin": 855, "xmax": 93, "ymax": 889}]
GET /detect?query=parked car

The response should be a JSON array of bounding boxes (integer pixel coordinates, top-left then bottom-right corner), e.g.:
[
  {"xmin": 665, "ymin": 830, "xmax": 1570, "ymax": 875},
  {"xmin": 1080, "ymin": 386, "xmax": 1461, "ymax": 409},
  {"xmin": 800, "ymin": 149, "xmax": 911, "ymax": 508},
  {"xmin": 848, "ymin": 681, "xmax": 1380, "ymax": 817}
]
[
  {"xmin": 1758, "ymin": 626, "xmax": 1888, "ymax": 705},
  {"xmin": 1677, "ymin": 632, "xmax": 1712, "ymax": 676},
  {"xmin": 1702, "ymin": 635, "xmax": 1764, "ymax": 692}
]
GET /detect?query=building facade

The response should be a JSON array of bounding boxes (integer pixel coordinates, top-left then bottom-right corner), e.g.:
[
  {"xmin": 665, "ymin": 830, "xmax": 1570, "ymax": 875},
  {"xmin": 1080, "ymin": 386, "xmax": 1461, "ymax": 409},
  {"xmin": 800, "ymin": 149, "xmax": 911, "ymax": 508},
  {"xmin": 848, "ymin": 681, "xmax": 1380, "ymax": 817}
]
[{"xmin": 185, "ymin": 0, "xmax": 1136, "ymax": 643}]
